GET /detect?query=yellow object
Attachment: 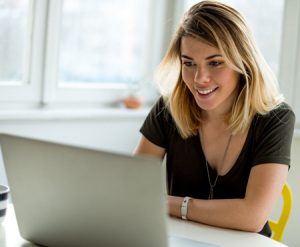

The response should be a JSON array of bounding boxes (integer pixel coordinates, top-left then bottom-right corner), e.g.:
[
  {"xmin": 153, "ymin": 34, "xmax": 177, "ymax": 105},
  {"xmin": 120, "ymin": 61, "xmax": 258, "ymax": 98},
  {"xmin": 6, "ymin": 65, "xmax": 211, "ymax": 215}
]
[{"xmin": 269, "ymin": 183, "xmax": 292, "ymax": 242}]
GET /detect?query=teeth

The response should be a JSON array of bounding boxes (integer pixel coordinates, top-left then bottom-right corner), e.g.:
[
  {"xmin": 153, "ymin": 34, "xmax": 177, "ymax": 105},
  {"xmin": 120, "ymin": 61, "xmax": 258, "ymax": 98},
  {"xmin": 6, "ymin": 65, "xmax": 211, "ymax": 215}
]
[{"xmin": 197, "ymin": 88, "xmax": 216, "ymax": 95}]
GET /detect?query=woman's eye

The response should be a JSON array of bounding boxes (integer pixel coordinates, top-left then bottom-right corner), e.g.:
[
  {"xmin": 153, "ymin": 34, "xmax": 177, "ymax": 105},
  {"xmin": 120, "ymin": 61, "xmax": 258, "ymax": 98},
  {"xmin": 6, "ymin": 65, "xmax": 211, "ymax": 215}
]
[
  {"xmin": 182, "ymin": 61, "xmax": 194, "ymax": 67},
  {"xmin": 209, "ymin": 61, "xmax": 223, "ymax": 67}
]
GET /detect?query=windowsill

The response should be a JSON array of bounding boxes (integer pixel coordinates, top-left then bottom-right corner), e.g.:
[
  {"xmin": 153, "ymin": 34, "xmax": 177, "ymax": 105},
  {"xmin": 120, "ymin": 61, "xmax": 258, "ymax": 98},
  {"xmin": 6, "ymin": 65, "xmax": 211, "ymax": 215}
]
[
  {"xmin": 1, "ymin": 106, "xmax": 299, "ymax": 139},
  {"xmin": 0, "ymin": 106, "xmax": 150, "ymax": 121}
]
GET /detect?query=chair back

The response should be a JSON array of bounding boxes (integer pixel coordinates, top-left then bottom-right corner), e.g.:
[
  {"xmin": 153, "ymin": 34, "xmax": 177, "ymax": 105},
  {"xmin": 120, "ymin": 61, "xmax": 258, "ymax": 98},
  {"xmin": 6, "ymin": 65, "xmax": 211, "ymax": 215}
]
[{"xmin": 269, "ymin": 183, "xmax": 292, "ymax": 242}]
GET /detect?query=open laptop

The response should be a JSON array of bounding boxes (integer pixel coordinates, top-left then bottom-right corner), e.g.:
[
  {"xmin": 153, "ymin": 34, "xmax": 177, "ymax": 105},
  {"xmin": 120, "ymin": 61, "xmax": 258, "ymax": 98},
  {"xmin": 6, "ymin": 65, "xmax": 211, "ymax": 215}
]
[{"xmin": 0, "ymin": 133, "xmax": 218, "ymax": 247}]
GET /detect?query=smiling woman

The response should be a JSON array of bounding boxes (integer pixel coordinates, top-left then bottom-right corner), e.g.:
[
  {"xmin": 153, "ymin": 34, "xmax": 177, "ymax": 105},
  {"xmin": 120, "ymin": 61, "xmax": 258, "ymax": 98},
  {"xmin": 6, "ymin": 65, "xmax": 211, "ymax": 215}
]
[{"xmin": 134, "ymin": 0, "xmax": 295, "ymax": 238}]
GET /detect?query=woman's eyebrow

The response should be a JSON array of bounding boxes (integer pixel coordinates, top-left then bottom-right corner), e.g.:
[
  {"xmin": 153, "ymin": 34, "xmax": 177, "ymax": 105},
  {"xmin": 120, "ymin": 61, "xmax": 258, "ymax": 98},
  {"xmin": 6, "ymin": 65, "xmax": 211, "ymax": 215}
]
[
  {"xmin": 181, "ymin": 54, "xmax": 193, "ymax": 60},
  {"xmin": 181, "ymin": 54, "xmax": 223, "ymax": 60},
  {"xmin": 206, "ymin": 54, "xmax": 222, "ymax": 60}
]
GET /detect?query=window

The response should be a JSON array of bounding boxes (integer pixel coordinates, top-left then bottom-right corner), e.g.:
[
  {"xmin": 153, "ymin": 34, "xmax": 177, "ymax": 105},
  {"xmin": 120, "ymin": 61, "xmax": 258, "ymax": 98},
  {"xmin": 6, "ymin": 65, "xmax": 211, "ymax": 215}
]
[
  {"xmin": 0, "ymin": 0, "xmax": 29, "ymax": 83},
  {"xmin": 0, "ymin": 0, "xmax": 46, "ymax": 104},
  {"xmin": 59, "ymin": 0, "xmax": 149, "ymax": 86},
  {"xmin": 0, "ymin": 0, "xmax": 166, "ymax": 106},
  {"xmin": 42, "ymin": 0, "xmax": 165, "ymax": 104}
]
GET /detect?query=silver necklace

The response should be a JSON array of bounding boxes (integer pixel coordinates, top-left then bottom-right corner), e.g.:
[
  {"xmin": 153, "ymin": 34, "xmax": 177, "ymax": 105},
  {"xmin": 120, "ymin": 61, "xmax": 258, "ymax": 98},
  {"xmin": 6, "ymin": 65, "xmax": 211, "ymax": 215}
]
[{"xmin": 200, "ymin": 131, "xmax": 232, "ymax": 199}]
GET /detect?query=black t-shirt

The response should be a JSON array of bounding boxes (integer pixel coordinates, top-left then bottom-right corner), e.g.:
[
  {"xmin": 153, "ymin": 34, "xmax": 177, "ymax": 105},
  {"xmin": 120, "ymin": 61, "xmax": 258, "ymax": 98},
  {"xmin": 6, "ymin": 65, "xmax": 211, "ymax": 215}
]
[{"xmin": 140, "ymin": 97, "xmax": 295, "ymax": 237}]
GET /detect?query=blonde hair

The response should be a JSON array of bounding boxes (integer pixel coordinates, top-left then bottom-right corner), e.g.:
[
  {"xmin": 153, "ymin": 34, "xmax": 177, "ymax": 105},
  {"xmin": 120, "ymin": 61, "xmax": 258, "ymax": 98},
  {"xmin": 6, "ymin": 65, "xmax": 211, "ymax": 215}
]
[{"xmin": 156, "ymin": 0, "xmax": 283, "ymax": 138}]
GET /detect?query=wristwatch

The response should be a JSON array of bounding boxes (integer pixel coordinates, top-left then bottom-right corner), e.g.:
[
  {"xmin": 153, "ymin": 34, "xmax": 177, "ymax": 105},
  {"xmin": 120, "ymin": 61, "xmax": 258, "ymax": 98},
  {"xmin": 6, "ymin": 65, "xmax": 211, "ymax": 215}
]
[{"xmin": 181, "ymin": 196, "xmax": 192, "ymax": 220}]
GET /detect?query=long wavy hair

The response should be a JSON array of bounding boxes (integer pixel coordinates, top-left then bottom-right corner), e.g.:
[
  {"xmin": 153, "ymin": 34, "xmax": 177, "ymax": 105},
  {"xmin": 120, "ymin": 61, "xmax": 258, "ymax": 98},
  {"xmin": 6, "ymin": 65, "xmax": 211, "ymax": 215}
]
[{"xmin": 156, "ymin": 0, "xmax": 283, "ymax": 138}]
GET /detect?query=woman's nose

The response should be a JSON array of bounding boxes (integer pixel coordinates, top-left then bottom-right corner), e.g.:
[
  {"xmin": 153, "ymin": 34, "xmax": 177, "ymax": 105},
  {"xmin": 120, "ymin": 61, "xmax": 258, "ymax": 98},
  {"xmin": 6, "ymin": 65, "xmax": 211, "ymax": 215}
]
[{"xmin": 194, "ymin": 67, "xmax": 211, "ymax": 84}]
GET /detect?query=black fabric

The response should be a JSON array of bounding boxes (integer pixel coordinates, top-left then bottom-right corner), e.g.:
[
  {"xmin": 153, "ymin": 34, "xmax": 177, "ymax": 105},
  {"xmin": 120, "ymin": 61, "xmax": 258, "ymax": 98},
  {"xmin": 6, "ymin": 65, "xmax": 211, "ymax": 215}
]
[{"xmin": 140, "ymin": 97, "xmax": 295, "ymax": 237}]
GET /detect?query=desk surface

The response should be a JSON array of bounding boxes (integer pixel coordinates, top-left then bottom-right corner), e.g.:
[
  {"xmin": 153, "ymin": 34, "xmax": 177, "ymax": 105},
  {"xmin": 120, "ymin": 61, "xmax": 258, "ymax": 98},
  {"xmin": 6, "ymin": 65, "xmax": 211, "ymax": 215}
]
[{"xmin": 0, "ymin": 204, "xmax": 287, "ymax": 247}]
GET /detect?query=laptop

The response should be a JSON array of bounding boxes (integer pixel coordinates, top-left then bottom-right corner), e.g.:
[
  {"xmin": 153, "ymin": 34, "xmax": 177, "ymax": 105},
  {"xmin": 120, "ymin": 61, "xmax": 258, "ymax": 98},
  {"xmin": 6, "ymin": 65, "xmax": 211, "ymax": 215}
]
[{"xmin": 0, "ymin": 133, "xmax": 218, "ymax": 247}]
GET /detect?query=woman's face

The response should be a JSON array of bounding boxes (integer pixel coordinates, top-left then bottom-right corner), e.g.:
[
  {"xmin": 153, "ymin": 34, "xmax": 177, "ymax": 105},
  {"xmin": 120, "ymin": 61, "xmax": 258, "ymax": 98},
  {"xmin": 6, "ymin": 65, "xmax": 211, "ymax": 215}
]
[{"xmin": 181, "ymin": 36, "xmax": 240, "ymax": 118}]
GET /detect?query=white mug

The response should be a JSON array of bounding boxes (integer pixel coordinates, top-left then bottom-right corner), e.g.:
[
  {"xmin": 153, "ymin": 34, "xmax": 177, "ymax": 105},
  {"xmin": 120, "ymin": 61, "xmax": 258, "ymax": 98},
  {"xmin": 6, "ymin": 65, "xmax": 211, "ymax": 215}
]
[{"xmin": 0, "ymin": 184, "xmax": 9, "ymax": 224}]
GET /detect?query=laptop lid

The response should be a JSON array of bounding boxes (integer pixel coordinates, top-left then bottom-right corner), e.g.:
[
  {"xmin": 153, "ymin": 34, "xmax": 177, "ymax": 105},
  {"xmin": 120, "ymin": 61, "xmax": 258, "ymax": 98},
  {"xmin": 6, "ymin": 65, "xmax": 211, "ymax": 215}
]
[{"xmin": 0, "ymin": 133, "xmax": 169, "ymax": 247}]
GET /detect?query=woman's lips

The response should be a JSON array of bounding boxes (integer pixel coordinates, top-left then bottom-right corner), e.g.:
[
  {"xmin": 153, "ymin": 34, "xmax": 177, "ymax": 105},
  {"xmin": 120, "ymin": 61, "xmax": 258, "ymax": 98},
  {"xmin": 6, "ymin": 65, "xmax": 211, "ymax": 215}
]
[{"xmin": 196, "ymin": 86, "xmax": 218, "ymax": 96}]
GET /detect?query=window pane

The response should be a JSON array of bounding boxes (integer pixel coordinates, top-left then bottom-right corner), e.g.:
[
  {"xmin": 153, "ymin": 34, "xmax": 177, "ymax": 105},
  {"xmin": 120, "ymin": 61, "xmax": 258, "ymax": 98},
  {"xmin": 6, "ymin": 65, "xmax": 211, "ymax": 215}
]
[
  {"xmin": 184, "ymin": 0, "xmax": 285, "ymax": 76},
  {"xmin": 59, "ymin": 0, "xmax": 150, "ymax": 85},
  {"xmin": 0, "ymin": 0, "xmax": 29, "ymax": 82}
]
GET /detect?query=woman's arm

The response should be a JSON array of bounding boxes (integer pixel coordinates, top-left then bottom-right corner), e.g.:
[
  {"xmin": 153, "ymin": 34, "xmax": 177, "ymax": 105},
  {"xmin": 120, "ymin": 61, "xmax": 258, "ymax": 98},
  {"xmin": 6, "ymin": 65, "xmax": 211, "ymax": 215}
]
[
  {"xmin": 134, "ymin": 135, "xmax": 166, "ymax": 159},
  {"xmin": 168, "ymin": 163, "xmax": 288, "ymax": 232}
]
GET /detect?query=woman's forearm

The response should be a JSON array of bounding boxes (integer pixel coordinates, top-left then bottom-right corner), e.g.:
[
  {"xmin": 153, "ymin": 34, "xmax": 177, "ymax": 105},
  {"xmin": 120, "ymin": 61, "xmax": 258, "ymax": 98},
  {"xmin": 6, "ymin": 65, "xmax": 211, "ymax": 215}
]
[
  {"xmin": 168, "ymin": 195, "xmax": 268, "ymax": 232},
  {"xmin": 168, "ymin": 165, "xmax": 288, "ymax": 232}
]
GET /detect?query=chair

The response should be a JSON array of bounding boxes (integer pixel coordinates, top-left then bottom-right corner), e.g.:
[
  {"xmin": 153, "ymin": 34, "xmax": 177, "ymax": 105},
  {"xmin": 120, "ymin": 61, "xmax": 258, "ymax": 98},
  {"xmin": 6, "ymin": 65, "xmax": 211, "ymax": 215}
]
[{"xmin": 269, "ymin": 183, "xmax": 292, "ymax": 242}]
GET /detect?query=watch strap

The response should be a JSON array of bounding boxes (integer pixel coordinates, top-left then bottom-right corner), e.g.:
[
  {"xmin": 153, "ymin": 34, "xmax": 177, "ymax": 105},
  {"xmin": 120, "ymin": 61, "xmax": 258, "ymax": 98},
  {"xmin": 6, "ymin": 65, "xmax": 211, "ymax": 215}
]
[{"xmin": 181, "ymin": 196, "xmax": 192, "ymax": 220}]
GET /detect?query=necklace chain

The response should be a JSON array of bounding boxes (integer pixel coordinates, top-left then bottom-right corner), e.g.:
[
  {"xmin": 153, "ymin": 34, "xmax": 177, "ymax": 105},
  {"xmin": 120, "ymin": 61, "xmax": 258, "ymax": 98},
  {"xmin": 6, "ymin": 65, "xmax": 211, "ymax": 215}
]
[{"xmin": 200, "ymin": 130, "xmax": 232, "ymax": 199}]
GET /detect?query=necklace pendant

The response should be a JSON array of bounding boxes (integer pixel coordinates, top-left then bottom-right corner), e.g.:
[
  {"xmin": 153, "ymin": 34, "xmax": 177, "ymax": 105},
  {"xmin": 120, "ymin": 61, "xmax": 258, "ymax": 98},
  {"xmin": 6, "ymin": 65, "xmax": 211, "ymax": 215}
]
[{"xmin": 209, "ymin": 187, "xmax": 214, "ymax": 199}]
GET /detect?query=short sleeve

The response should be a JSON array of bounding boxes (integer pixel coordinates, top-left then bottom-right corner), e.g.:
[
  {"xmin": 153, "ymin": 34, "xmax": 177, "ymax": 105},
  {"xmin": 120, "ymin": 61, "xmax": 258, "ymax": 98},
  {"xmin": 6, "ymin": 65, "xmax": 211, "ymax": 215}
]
[
  {"xmin": 252, "ymin": 103, "xmax": 295, "ymax": 167},
  {"xmin": 140, "ymin": 97, "xmax": 174, "ymax": 148}
]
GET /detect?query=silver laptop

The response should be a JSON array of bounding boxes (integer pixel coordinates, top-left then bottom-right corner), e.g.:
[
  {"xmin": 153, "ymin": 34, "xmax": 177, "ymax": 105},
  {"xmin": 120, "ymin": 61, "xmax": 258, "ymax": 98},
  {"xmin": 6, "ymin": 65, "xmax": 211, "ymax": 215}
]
[{"xmin": 0, "ymin": 133, "xmax": 218, "ymax": 247}]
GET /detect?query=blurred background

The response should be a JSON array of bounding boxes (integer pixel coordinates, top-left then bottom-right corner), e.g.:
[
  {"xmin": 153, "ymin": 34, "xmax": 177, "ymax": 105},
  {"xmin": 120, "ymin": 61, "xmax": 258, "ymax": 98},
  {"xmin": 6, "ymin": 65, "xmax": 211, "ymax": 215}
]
[{"xmin": 0, "ymin": 0, "xmax": 299, "ymax": 245}]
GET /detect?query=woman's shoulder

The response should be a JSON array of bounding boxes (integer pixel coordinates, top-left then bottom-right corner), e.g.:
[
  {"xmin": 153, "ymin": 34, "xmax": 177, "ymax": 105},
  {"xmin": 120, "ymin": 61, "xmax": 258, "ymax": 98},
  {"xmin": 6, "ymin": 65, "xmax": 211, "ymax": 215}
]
[
  {"xmin": 272, "ymin": 102, "xmax": 294, "ymax": 113},
  {"xmin": 256, "ymin": 102, "xmax": 295, "ymax": 122},
  {"xmin": 253, "ymin": 102, "xmax": 295, "ymax": 133},
  {"xmin": 140, "ymin": 96, "xmax": 178, "ymax": 147},
  {"xmin": 150, "ymin": 96, "xmax": 172, "ymax": 118}
]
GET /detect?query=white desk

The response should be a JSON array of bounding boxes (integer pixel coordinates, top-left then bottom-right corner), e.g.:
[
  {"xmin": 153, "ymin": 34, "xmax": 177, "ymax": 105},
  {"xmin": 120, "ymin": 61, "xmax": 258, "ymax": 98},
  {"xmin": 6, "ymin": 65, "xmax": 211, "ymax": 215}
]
[{"xmin": 0, "ymin": 204, "xmax": 287, "ymax": 247}]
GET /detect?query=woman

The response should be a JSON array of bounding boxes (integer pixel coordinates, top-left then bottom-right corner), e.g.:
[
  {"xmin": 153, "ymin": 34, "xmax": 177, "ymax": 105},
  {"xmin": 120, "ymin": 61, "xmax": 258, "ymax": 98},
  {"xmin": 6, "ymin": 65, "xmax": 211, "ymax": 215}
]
[{"xmin": 134, "ymin": 1, "xmax": 295, "ymax": 237}]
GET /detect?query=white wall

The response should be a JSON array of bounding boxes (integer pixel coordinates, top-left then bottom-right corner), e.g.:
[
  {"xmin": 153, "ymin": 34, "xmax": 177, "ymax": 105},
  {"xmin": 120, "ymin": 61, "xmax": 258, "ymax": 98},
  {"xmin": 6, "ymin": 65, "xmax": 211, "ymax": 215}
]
[{"xmin": 0, "ymin": 112, "xmax": 299, "ymax": 246}]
